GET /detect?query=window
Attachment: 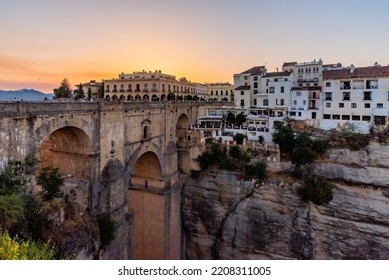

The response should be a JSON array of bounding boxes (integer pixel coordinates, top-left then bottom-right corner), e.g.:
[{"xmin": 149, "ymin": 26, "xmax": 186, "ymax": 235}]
[
  {"xmin": 244, "ymin": 76, "xmax": 248, "ymax": 80},
  {"xmin": 293, "ymin": 100, "xmax": 297, "ymax": 105},
  {"xmin": 342, "ymin": 115, "xmax": 350, "ymax": 120},
  {"xmin": 254, "ymin": 99, "xmax": 257, "ymax": 106},
  {"xmin": 298, "ymin": 112, "xmax": 302, "ymax": 117},
  {"xmin": 269, "ymin": 87, "xmax": 275, "ymax": 93},
  {"xmin": 339, "ymin": 103, "xmax": 344, "ymax": 108},
  {"xmin": 326, "ymin": 103, "xmax": 331, "ymax": 108},
  {"xmin": 352, "ymin": 115, "xmax": 360, "ymax": 121},
  {"xmin": 281, "ymin": 86, "xmax": 284, "ymax": 93},
  {"xmin": 280, "ymin": 99, "xmax": 285, "ymax": 106},
  {"xmin": 377, "ymin": 103, "xmax": 383, "ymax": 108},
  {"xmin": 241, "ymin": 91, "xmax": 244, "ymax": 95},
  {"xmin": 289, "ymin": 111, "xmax": 296, "ymax": 116},
  {"xmin": 263, "ymin": 99, "xmax": 269, "ymax": 106},
  {"xmin": 254, "ymin": 90, "xmax": 258, "ymax": 94},
  {"xmin": 332, "ymin": 115, "xmax": 340, "ymax": 120},
  {"xmin": 284, "ymin": 78, "xmax": 288, "ymax": 82},
  {"xmin": 363, "ymin": 91, "xmax": 371, "ymax": 101},
  {"xmin": 343, "ymin": 92, "xmax": 350, "ymax": 100},
  {"xmin": 143, "ymin": 126, "xmax": 148, "ymax": 139},
  {"xmin": 323, "ymin": 114, "xmax": 331, "ymax": 119},
  {"xmin": 254, "ymin": 82, "xmax": 258, "ymax": 89},
  {"xmin": 364, "ymin": 103, "xmax": 370, "ymax": 108},
  {"xmin": 296, "ymin": 92, "xmax": 301, "ymax": 96},
  {"xmin": 216, "ymin": 90, "xmax": 218, "ymax": 95},
  {"xmin": 326, "ymin": 82, "xmax": 331, "ymax": 87},
  {"xmin": 351, "ymin": 103, "xmax": 357, "ymax": 108},
  {"xmin": 303, "ymin": 100, "xmax": 306, "ymax": 105},
  {"xmin": 312, "ymin": 112, "xmax": 316, "ymax": 119},
  {"xmin": 240, "ymin": 100, "xmax": 245, "ymax": 106},
  {"xmin": 362, "ymin": 116, "xmax": 371, "ymax": 122},
  {"xmin": 211, "ymin": 90, "xmax": 213, "ymax": 96},
  {"xmin": 325, "ymin": 92, "xmax": 332, "ymax": 100},
  {"xmin": 253, "ymin": 76, "xmax": 258, "ymax": 81}
]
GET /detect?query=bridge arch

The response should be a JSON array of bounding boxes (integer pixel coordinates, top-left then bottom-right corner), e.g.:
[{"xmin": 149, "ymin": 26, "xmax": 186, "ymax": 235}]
[
  {"xmin": 176, "ymin": 113, "xmax": 190, "ymax": 142},
  {"xmin": 39, "ymin": 126, "xmax": 93, "ymax": 180},
  {"xmin": 96, "ymin": 159, "xmax": 125, "ymax": 215}
]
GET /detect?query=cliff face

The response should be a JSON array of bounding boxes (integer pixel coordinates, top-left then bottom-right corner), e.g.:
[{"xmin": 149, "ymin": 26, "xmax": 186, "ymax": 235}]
[{"xmin": 182, "ymin": 144, "xmax": 389, "ymax": 260}]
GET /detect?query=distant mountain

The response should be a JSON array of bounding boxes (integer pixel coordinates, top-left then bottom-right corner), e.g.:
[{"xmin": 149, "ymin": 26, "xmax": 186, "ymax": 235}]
[{"xmin": 0, "ymin": 89, "xmax": 54, "ymax": 101}]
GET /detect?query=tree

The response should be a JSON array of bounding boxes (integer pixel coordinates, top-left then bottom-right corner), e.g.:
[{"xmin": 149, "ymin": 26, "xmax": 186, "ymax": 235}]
[
  {"xmin": 0, "ymin": 194, "xmax": 25, "ymax": 232},
  {"xmin": 292, "ymin": 133, "xmax": 316, "ymax": 167},
  {"xmin": 226, "ymin": 112, "xmax": 236, "ymax": 124},
  {"xmin": 98, "ymin": 84, "xmax": 104, "ymax": 98},
  {"xmin": 54, "ymin": 78, "xmax": 72, "ymax": 99},
  {"xmin": 234, "ymin": 133, "xmax": 245, "ymax": 145},
  {"xmin": 272, "ymin": 118, "xmax": 295, "ymax": 156},
  {"xmin": 87, "ymin": 88, "xmax": 92, "ymax": 101},
  {"xmin": 36, "ymin": 167, "xmax": 64, "ymax": 201},
  {"xmin": 74, "ymin": 83, "xmax": 85, "ymax": 100},
  {"xmin": 235, "ymin": 113, "xmax": 246, "ymax": 126}
]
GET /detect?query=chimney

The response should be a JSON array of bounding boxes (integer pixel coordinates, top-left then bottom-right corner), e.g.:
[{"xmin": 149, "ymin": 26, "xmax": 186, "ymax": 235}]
[{"xmin": 350, "ymin": 64, "xmax": 355, "ymax": 74}]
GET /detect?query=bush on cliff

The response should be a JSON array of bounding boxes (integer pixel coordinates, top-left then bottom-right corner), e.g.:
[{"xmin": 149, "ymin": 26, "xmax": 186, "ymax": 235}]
[
  {"xmin": 37, "ymin": 167, "xmax": 64, "ymax": 201},
  {"xmin": 98, "ymin": 216, "xmax": 117, "ymax": 249},
  {"xmin": 298, "ymin": 176, "xmax": 334, "ymax": 205}
]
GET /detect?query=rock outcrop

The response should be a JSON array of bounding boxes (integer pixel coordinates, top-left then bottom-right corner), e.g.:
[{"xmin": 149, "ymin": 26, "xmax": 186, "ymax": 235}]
[
  {"xmin": 182, "ymin": 170, "xmax": 389, "ymax": 259},
  {"xmin": 313, "ymin": 142, "xmax": 389, "ymax": 187}
]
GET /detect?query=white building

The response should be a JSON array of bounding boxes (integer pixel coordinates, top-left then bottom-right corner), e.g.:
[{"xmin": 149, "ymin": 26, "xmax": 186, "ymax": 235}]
[
  {"xmin": 321, "ymin": 64, "xmax": 389, "ymax": 132},
  {"xmin": 233, "ymin": 66, "xmax": 267, "ymax": 110},
  {"xmin": 288, "ymin": 59, "xmax": 324, "ymax": 125}
]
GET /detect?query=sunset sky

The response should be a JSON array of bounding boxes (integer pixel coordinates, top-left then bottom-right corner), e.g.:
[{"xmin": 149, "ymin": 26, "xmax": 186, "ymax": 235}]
[{"xmin": 1, "ymin": 0, "xmax": 389, "ymax": 93}]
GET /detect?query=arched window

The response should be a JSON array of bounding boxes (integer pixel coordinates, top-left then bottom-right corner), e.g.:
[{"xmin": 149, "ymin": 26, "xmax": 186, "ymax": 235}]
[
  {"xmin": 263, "ymin": 99, "xmax": 269, "ymax": 106},
  {"xmin": 143, "ymin": 126, "xmax": 148, "ymax": 139}
]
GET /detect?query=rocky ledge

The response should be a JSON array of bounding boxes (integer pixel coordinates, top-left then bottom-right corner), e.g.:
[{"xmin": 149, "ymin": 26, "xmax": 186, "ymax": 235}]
[{"xmin": 182, "ymin": 170, "xmax": 389, "ymax": 259}]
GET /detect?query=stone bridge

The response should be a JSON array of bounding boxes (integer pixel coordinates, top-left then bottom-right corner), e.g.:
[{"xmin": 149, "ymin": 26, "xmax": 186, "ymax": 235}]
[{"xmin": 0, "ymin": 100, "xmax": 232, "ymax": 259}]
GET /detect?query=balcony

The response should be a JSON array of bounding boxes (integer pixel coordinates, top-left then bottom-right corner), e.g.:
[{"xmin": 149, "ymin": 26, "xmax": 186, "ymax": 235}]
[
  {"xmin": 113, "ymin": 89, "xmax": 118, "ymax": 93},
  {"xmin": 105, "ymin": 89, "xmax": 110, "ymax": 92},
  {"xmin": 325, "ymin": 97, "xmax": 332, "ymax": 101},
  {"xmin": 309, "ymin": 94, "xmax": 320, "ymax": 99},
  {"xmin": 308, "ymin": 106, "xmax": 319, "ymax": 110},
  {"xmin": 126, "ymin": 89, "xmax": 133, "ymax": 92},
  {"xmin": 119, "ymin": 89, "xmax": 125, "ymax": 92}
]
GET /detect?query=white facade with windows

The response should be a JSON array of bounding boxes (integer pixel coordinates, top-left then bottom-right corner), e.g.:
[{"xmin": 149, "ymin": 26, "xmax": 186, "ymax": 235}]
[{"xmin": 321, "ymin": 65, "xmax": 389, "ymax": 132}]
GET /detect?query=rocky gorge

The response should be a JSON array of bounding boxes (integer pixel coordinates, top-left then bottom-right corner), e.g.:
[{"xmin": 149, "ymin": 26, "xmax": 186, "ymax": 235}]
[{"xmin": 181, "ymin": 142, "xmax": 389, "ymax": 259}]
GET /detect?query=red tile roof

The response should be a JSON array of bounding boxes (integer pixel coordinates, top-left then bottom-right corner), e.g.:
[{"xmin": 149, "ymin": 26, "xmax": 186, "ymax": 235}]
[
  {"xmin": 323, "ymin": 65, "xmax": 389, "ymax": 80},
  {"xmin": 234, "ymin": 85, "xmax": 251, "ymax": 90},
  {"xmin": 282, "ymin": 62, "xmax": 297, "ymax": 67},
  {"xmin": 240, "ymin": 66, "xmax": 266, "ymax": 75},
  {"xmin": 264, "ymin": 71, "xmax": 292, "ymax": 78}
]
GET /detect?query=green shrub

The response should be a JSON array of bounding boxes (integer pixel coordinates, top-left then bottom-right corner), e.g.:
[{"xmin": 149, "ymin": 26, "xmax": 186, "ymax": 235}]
[
  {"xmin": 244, "ymin": 161, "xmax": 267, "ymax": 181},
  {"xmin": 98, "ymin": 216, "xmax": 117, "ymax": 249},
  {"xmin": 298, "ymin": 176, "xmax": 334, "ymax": 205},
  {"xmin": 190, "ymin": 169, "xmax": 201, "ymax": 178},
  {"xmin": 219, "ymin": 158, "xmax": 238, "ymax": 171},
  {"xmin": 258, "ymin": 135, "xmax": 265, "ymax": 144},
  {"xmin": 37, "ymin": 167, "xmax": 64, "ymax": 201},
  {"xmin": 234, "ymin": 133, "xmax": 245, "ymax": 145},
  {"xmin": 0, "ymin": 194, "xmax": 25, "ymax": 232}
]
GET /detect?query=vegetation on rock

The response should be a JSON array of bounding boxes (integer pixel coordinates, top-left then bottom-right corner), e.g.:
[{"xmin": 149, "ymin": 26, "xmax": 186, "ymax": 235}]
[
  {"xmin": 37, "ymin": 167, "xmax": 64, "ymax": 201},
  {"xmin": 196, "ymin": 143, "xmax": 267, "ymax": 181},
  {"xmin": 298, "ymin": 176, "xmax": 334, "ymax": 205}
]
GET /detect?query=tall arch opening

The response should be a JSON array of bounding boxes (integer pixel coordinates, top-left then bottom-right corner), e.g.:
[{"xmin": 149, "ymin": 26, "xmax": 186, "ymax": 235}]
[
  {"xmin": 128, "ymin": 151, "xmax": 167, "ymax": 259},
  {"xmin": 176, "ymin": 114, "xmax": 191, "ymax": 174},
  {"xmin": 39, "ymin": 126, "xmax": 92, "ymax": 180},
  {"xmin": 176, "ymin": 114, "xmax": 190, "ymax": 142},
  {"xmin": 130, "ymin": 152, "xmax": 162, "ymax": 189}
]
